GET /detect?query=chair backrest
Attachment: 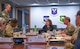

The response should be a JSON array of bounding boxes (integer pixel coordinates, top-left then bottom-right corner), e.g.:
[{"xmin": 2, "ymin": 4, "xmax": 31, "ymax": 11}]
[{"xmin": 53, "ymin": 25, "xmax": 57, "ymax": 29}]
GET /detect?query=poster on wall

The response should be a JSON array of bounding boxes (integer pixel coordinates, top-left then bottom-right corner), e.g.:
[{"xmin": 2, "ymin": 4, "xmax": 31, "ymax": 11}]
[
  {"xmin": 51, "ymin": 8, "xmax": 57, "ymax": 15},
  {"xmin": 43, "ymin": 16, "xmax": 49, "ymax": 22},
  {"xmin": 59, "ymin": 15, "xmax": 65, "ymax": 23}
]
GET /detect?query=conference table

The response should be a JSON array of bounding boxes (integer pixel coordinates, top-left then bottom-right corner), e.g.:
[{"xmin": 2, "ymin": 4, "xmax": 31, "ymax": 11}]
[
  {"xmin": 25, "ymin": 32, "xmax": 65, "ymax": 49},
  {"xmin": 0, "ymin": 37, "xmax": 13, "ymax": 49},
  {"xmin": 0, "ymin": 31, "xmax": 65, "ymax": 49}
]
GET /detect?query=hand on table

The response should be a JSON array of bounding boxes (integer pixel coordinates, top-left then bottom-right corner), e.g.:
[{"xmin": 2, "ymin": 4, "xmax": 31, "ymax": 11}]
[
  {"xmin": 63, "ymin": 36, "xmax": 72, "ymax": 40},
  {"xmin": 61, "ymin": 33, "xmax": 67, "ymax": 37}
]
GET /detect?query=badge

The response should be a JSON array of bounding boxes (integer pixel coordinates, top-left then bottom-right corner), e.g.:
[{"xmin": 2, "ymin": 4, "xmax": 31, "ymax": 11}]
[{"xmin": 51, "ymin": 8, "xmax": 57, "ymax": 15}]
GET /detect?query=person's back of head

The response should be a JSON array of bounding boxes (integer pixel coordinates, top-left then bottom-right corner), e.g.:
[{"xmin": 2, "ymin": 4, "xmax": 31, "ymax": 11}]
[
  {"xmin": 76, "ymin": 10, "xmax": 80, "ymax": 16},
  {"xmin": 10, "ymin": 18, "xmax": 18, "ymax": 27},
  {"xmin": 10, "ymin": 18, "xmax": 17, "ymax": 23}
]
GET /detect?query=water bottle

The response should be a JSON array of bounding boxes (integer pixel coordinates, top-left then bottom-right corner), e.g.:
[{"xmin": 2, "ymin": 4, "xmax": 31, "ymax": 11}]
[
  {"xmin": 22, "ymin": 27, "xmax": 26, "ymax": 34},
  {"xmin": 22, "ymin": 24, "xmax": 27, "ymax": 34},
  {"xmin": 34, "ymin": 25, "xmax": 37, "ymax": 32}
]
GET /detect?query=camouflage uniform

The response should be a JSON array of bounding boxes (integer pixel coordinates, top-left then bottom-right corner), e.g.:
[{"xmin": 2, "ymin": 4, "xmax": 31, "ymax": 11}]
[
  {"xmin": 3, "ymin": 23, "xmax": 13, "ymax": 37},
  {"xmin": 64, "ymin": 23, "xmax": 76, "ymax": 49},
  {"xmin": 64, "ymin": 23, "xmax": 75, "ymax": 36},
  {"xmin": 72, "ymin": 26, "xmax": 80, "ymax": 44},
  {"xmin": 0, "ymin": 11, "xmax": 10, "ymax": 22},
  {"xmin": 65, "ymin": 26, "xmax": 80, "ymax": 49}
]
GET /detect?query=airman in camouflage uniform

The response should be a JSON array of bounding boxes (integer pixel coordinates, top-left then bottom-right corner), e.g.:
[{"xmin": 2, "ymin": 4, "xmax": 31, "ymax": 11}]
[
  {"xmin": 0, "ymin": 11, "xmax": 10, "ymax": 22},
  {"xmin": 0, "ymin": 4, "xmax": 11, "ymax": 22},
  {"xmin": 3, "ymin": 18, "xmax": 18, "ymax": 37},
  {"xmin": 64, "ymin": 23, "xmax": 75, "ymax": 36},
  {"xmin": 3, "ymin": 23, "xmax": 13, "ymax": 37},
  {"xmin": 65, "ymin": 26, "xmax": 80, "ymax": 49},
  {"xmin": 63, "ymin": 16, "xmax": 75, "ymax": 36},
  {"xmin": 63, "ymin": 11, "xmax": 80, "ymax": 49},
  {"xmin": 63, "ymin": 16, "xmax": 75, "ymax": 49}
]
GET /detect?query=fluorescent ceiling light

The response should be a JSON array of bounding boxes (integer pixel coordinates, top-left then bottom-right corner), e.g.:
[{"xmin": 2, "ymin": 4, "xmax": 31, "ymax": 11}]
[
  {"xmin": 68, "ymin": 2, "xmax": 79, "ymax": 4},
  {"xmin": 49, "ymin": 3, "xmax": 59, "ymax": 5},
  {"xmin": 30, "ymin": 3, "xmax": 40, "ymax": 5}
]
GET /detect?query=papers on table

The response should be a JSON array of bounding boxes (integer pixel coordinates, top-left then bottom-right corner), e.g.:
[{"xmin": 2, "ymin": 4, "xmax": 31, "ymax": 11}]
[
  {"xmin": 28, "ymin": 36, "xmax": 46, "ymax": 42},
  {"xmin": 0, "ymin": 38, "xmax": 12, "ymax": 42},
  {"xmin": 28, "ymin": 45, "xmax": 46, "ymax": 49},
  {"xmin": 26, "ymin": 33, "xmax": 37, "ymax": 36},
  {"xmin": 13, "ymin": 32, "xmax": 26, "ymax": 38},
  {"xmin": 49, "ymin": 37, "xmax": 65, "ymax": 41},
  {"xmin": 48, "ymin": 46, "xmax": 64, "ymax": 49}
]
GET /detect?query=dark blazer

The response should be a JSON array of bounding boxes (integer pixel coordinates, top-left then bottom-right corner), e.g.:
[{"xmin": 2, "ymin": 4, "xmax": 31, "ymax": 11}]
[
  {"xmin": 74, "ymin": 30, "xmax": 80, "ymax": 49},
  {"xmin": 39, "ymin": 25, "xmax": 57, "ymax": 34},
  {"xmin": 42, "ymin": 25, "xmax": 54, "ymax": 32}
]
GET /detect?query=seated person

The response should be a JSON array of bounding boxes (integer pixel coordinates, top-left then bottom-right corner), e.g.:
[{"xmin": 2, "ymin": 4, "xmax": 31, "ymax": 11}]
[
  {"xmin": 0, "ymin": 17, "xmax": 6, "ymax": 37},
  {"xmin": 39, "ymin": 19, "xmax": 56, "ymax": 34},
  {"xmin": 3, "ymin": 18, "xmax": 18, "ymax": 37},
  {"xmin": 62, "ymin": 16, "xmax": 75, "ymax": 36},
  {"xmin": 74, "ymin": 10, "xmax": 80, "ymax": 49},
  {"xmin": 61, "ymin": 10, "xmax": 80, "ymax": 49}
]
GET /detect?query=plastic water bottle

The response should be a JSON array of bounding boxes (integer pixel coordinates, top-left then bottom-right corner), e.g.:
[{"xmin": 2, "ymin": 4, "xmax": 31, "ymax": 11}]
[
  {"xmin": 22, "ymin": 27, "xmax": 26, "ymax": 34},
  {"xmin": 34, "ymin": 25, "xmax": 37, "ymax": 32},
  {"xmin": 22, "ymin": 24, "xmax": 27, "ymax": 34}
]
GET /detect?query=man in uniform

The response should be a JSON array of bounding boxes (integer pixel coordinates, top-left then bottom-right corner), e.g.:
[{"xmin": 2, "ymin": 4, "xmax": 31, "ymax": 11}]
[
  {"xmin": 0, "ymin": 17, "xmax": 6, "ymax": 37},
  {"xmin": 63, "ymin": 16, "xmax": 75, "ymax": 36},
  {"xmin": 62, "ymin": 16, "xmax": 75, "ymax": 49},
  {"xmin": 62, "ymin": 10, "xmax": 80, "ymax": 49},
  {"xmin": 0, "ymin": 4, "xmax": 11, "ymax": 22},
  {"xmin": 73, "ymin": 10, "xmax": 80, "ymax": 49},
  {"xmin": 3, "ymin": 18, "xmax": 18, "ymax": 37}
]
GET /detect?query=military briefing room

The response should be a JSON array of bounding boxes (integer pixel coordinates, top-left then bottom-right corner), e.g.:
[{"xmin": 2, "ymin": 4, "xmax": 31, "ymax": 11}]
[{"xmin": 0, "ymin": 0, "xmax": 80, "ymax": 49}]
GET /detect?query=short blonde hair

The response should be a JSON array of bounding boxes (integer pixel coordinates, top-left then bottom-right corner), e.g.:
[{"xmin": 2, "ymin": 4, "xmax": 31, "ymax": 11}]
[{"xmin": 5, "ymin": 4, "xmax": 11, "ymax": 7}]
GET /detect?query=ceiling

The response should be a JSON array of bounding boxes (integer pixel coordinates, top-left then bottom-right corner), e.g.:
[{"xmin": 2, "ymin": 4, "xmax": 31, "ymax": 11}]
[{"xmin": 0, "ymin": 0, "xmax": 80, "ymax": 6}]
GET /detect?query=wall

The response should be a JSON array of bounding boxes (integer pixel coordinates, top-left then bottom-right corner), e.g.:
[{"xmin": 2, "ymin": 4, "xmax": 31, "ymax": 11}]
[
  {"xmin": 30, "ymin": 6, "xmax": 79, "ymax": 28},
  {"xmin": 13, "ymin": 7, "xmax": 16, "ymax": 18}
]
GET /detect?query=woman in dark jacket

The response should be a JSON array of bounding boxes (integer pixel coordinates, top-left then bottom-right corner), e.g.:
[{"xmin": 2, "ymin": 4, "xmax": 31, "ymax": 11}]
[
  {"xmin": 42, "ymin": 19, "xmax": 54, "ymax": 32},
  {"xmin": 39, "ymin": 19, "xmax": 55, "ymax": 34}
]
